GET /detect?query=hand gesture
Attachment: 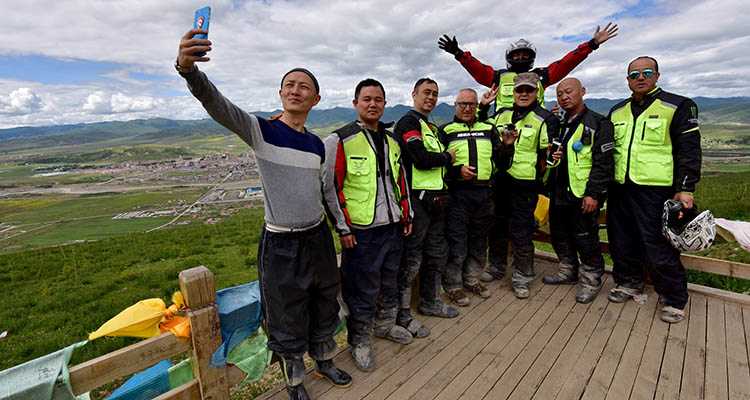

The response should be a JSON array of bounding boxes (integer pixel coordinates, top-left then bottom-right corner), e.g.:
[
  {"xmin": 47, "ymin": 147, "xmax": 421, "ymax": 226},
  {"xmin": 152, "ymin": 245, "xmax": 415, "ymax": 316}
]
[
  {"xmin": 582, "ymin": 196, "xmax": 598, "ymax": 213},
  {"xmin": 481, "ymin": 85, "xmax": 499, "ymax": 106},
  {"xmin": 177, "ymin": 29, "xmax": 212, "ymax": 70},
  {"xmin": 460, "ymin": 165, "xmax": 478, "ymax": 180},
  {"xmin": 593, "ymin": 22, "xmax": 618, "ymax": 45},
  {"xmin": 447, "ymin": 148, "xmax": 458, "ymax": 163},
  {"xmin": 500, "ymin": 126, "xmax": 518, "ymax": 146},
  {"xmin": 438, "ymin": 34, "xmax": 463, "ymax": 57}
]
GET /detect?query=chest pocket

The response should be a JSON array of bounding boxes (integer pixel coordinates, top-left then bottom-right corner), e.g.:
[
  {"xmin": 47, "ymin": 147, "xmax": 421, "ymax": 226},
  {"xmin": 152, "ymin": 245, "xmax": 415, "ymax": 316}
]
[
  {"xmin": 613, "ymin": 122, "xmax": 628, "ymax": 141},
  {"xmin": 347, "ymin": 156, "xmax": 371, "ymax": 180},
  {"xmin": 517, "ymin": 127, "xmax": 537, "ymax": 150},
  {"xmin": 499, "ymin": 83, "xmax": 515, "ymax": 107},
  {"xmin": 641, "ymin": 118, "xmax": 667, "ymax": 145}
]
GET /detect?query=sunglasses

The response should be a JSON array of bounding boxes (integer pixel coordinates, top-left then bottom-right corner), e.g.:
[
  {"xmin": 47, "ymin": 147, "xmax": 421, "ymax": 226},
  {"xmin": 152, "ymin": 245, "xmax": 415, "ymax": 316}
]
[
  {"xmin": 456, "ymin": 102, "xmax": 478, "ymax": 109},
  {"xmin": 514, "ymin": 86, "xmax": 537, "ymax": 94},
  {"xmin": 628, "ymin": 69, "xmax": 655, "ymax": 80}
]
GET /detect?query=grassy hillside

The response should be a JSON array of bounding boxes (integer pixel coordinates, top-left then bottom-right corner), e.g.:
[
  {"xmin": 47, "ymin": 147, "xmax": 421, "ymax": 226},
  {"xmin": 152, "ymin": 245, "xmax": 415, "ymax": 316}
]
[{"xmin": 0, "ymin": 208, "xmax": 266, "ymax": 373}]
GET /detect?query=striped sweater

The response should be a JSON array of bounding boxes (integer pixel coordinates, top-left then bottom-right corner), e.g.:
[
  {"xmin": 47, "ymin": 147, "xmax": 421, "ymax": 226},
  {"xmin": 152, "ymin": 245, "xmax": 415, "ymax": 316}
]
[{"xmin": 181, "ymin": 67, "xmax": 326, "ymax": 229}]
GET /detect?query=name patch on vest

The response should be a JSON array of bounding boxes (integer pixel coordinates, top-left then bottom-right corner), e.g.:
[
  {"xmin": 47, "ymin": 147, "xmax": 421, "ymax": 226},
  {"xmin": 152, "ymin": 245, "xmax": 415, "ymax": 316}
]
[{"xmin": 457, "ymin": 132, "xmax": 486, "ymax": 138}]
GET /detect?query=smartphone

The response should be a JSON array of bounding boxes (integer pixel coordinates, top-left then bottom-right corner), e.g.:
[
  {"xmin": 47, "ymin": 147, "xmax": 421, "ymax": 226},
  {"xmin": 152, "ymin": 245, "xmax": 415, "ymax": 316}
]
[
  {"xmin": 546, "ymin": 139, "xmax": 562, "ymax": 165},
  {"xmin": 503, "ymin": 124, "xmax": 515, "ymax": 133},
  {"xmin": 193, "ymin": 6, "xmax": 211, "ymax": 57}
]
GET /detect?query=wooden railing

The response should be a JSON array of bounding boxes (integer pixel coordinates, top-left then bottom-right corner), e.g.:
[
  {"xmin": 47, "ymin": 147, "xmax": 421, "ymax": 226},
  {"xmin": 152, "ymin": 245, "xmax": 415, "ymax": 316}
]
[
  {"xmin": 533, "ymin": 231, "xmax": 750, "ymax": 305},
  {"xmin": 68, "ymin": 266, "xmax": 245, "ymax": 400},
  {"xmin": 64, "ymin": 236, "xmax": 750, "ymax": 399}
]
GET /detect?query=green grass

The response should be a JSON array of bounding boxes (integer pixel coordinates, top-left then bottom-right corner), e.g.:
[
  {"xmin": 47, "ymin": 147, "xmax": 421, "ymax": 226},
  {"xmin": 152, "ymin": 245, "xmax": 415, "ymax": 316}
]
[
  {"xmin": 703, "ymin": 162, "xmax": 750, "ymax": 173},
  {"xmin": 693, "ymin": 170, "xmax": 750, "ymax": 221},
  {"xmin": 18, "ymin": 216, "xmax": 175, "ymax": 248},
  {"xmin": 0, "ymin": 200, "xmax": 62, "ymax": 219},
  {"xmin": 0, "ymin": 208, "xmax": 265, "ymax": 372},
  {"xmin": 1, "ymin": 190, "xmax": 204, "ymax": 225}
]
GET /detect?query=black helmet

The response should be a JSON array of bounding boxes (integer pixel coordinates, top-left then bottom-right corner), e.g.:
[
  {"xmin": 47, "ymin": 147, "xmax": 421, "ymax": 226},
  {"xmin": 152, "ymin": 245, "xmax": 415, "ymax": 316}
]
[{"xmin": 506, "ymin": 39, "xmax": 536, "ymax": 72}]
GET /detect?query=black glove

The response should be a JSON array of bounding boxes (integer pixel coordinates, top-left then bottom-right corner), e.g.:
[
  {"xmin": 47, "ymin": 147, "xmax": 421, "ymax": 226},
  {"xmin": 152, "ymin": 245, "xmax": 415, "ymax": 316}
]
[{"xmin": 438, "ymin": 34, "xmax": 463, "ymax": 60}]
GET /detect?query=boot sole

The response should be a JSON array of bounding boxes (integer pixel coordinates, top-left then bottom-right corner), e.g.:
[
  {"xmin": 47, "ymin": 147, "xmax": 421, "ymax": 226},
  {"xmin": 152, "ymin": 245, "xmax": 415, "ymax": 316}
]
[{"xmin": 314, "ymin": 370, "xmax": 353, "ymax": 388}]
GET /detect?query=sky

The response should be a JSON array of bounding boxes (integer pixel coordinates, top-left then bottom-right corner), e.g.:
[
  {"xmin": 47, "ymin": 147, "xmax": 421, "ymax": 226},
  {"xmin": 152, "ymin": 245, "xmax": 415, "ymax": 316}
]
[{"xmin": 1, "ymin": 0, "xmax": 749, "ymax": 129}]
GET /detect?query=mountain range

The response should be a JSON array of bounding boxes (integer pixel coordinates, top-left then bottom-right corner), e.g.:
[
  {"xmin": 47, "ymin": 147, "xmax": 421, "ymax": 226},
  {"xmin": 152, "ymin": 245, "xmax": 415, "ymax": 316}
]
[{"xmin": 1, "ymin": 97, "xmax": 748, "ymax": 149}]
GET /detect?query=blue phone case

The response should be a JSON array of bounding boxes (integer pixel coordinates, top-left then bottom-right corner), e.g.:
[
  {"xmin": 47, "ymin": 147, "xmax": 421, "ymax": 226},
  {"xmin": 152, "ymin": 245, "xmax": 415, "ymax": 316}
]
[{"xmin": 193, "ymin": 6, "xmax": 211, "ymax": 57}]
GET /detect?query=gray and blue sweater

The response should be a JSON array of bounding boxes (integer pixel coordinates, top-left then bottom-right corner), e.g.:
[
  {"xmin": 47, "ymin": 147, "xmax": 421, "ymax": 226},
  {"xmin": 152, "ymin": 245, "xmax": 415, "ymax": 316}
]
[{"xmin": 181, "ymin": 67, "xmax": 325, "ymax": 229}]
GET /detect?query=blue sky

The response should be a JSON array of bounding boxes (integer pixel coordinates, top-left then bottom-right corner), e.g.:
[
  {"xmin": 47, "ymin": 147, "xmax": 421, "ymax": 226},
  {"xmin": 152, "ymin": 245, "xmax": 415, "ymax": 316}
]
[{"xmin": 2, "ymin": 0, "xmax": 748, "ymax": 128}]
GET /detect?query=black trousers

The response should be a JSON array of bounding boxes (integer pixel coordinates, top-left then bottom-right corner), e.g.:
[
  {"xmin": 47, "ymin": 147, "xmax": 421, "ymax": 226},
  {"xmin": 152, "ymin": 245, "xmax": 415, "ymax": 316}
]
[
  {"xmin": 444, "ymin": 186, "xmax": 494, "ymax": 290},
  {"xmin": 607, "ymin": 182, "xmax": 688, "ymax": 309},
  {"xmin": 257, "ymin": 222, "xmax": 340, "ymax": 361},
  {"xmin": 488, "ymin": 179, "xmax": 539, "ymax": 286},
  {"xmin": 549, "ymin": 197, "xmax": 605, "ymax": 287},
  {"xmin": 341, "ymin": 223, "xmax": 402, "ymax": 345},
  {"xmin": 398, "ymin": 192, "xmax": 448, "ymax": 320}
]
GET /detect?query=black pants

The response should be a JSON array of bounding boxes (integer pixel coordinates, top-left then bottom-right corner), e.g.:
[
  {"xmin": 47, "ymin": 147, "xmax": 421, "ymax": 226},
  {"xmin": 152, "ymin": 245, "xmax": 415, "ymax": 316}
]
[
  {"xmin": 488, "ymin": 180, "xmax": 539, "ymax": 286},
  {"xmin": 444, "ymin": 186, "xmax": 494, "ymax": 290},
  {"xmin": 340, "ymin": 223, "xmax": 402, "ymax": 345},
  {"xmin": 549, "ymin": 198, "xmax": 605, "ymax": 287},
  {"xmin": 257, "ymin": 222, "xmax": 340, "ymax": 361},
  {"xmin": 607, "ymin": 182, "xmax": 688, "ymax": 309},
  {"xmin": 398, "ymin": 191, "xmax": 448, "ymax": 321}
]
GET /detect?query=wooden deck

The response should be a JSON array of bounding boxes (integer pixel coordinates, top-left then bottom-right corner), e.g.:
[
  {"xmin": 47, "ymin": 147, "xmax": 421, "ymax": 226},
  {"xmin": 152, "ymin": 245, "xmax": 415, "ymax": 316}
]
[{"xmin": 259, "ymin": 254, "xmax": 750, "ymax": 400}]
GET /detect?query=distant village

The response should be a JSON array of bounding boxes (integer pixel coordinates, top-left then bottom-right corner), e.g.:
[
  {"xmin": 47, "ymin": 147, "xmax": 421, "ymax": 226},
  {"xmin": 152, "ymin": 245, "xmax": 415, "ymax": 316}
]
[
  {"xmin": 33, "ymin": 152, "xmax": 258, "ymax": 184},
  {"xmin": 0, "ymin": 153, "xmax": 267, "ymax": 242}
]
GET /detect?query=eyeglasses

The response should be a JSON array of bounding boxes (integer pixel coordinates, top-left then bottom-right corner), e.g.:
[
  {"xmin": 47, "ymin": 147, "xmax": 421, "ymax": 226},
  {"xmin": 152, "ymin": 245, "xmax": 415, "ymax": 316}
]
[
  {"xmin": 628, "ymin": 69, "xmax": 655, "ymax": 80},
  {"xmin": 514, "ymin": 86, "xmax": 537, "ymax": 94},
  {"xmin": 456, "ymin": 102, "xmax": 478, "ymax": 109}
]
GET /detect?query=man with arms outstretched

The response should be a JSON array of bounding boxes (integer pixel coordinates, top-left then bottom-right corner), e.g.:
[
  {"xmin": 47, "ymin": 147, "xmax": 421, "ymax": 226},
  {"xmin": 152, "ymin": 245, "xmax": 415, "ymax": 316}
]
[{"xmin": 438, "ymin": 23, "xmax": 618, "ymax": 112}]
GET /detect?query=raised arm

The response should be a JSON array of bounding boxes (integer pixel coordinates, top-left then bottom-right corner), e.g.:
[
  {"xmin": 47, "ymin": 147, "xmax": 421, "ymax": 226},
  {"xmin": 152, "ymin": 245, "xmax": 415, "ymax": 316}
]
[
  {"xmin": 438, "ymin": 34, "xmax": 495, "ymax": 88},
  {"xmin": 543, "ymin": 23, "xmax": 619, "ymax": 87},
  {"xmin": 176, "ymin": 29, "xmax": 260, "ymax": 148}
]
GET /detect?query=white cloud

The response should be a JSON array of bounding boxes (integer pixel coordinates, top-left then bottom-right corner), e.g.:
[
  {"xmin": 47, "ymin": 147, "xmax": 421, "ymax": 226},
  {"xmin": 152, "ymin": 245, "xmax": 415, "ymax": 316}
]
[
  {"xmin": 1, "ymin": 0, "xmax": 749, "ymax": 128},
  {"xmin": 83, "ymin": 91, "xmax": 160, "ymax": 114},
  {"xmin": 0, "ymin": 88, "xmax": 43, "ymax": 115}
]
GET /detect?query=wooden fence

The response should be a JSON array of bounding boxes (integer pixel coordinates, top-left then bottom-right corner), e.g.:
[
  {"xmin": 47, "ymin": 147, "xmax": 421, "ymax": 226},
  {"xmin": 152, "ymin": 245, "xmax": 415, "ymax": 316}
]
[
  {"xmin": 68, "ymin": 266, "xmax": 243, "ymax": 400},
  {"xmin": 64, "ymin": 236, "xmax": 750, "ymax": 399}
]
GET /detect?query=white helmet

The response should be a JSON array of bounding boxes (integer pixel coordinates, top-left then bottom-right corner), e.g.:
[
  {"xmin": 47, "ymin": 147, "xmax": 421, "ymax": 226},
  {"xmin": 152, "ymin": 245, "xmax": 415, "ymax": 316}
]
[{"xmin": 661, "ymin": 199, "xmax": 715, "ymax": 253}]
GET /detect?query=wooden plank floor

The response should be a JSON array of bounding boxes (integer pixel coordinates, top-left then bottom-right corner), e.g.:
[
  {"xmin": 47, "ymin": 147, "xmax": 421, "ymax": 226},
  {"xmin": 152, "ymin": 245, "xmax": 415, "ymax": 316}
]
[{"xmin": 258, "ymin": 257, "xmax": 750, "ymax": 400}]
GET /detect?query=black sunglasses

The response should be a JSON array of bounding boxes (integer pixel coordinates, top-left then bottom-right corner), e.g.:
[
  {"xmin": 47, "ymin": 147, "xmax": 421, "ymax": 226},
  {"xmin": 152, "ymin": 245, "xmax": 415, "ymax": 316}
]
[{"xmin": 514, "ymin": 86, "xmax": 537, "ymax": 94}]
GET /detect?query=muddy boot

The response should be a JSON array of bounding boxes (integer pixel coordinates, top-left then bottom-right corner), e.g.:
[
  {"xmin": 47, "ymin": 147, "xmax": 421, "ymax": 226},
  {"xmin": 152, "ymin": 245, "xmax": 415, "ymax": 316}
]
[
  {"xmin": 481, "ymin": 263, "xmax": 505, "ymax": 282},
  {"xmin": 542, "ymin": 263, "xmax": 578, "ymax": 285},
  {"xmin": 446, "ymin": 288, "xmax": 470, "ymax": 307},
  {"xmin": 374, "ymin": 325, "xmax": 413, "ymax": 344},
  {"xmin": 282, "ymin": 357, "xmax": 308, "ymax": 400},
  {"xmin": 575, "ymin": 284, "xmax": 601, "ymax": 304},
  {"xmin": 660, "ymin": 306, "xmax": 685, "ymax": 323},
  {"xmin": 404, "ymin": 318, "xmax": 430, "ymax": 338},
  {"xmin": 608, "ymin": 285, "xmax": 641, "ymax": 303},
  {"xmin": 418, "ymin": 301, "xmax": 459, "ymax": 318},
  {"xmin": 512, "ymin": 283, "xmax": 530, "ymax": 299},
  {"xmin": 285, "ymin": 384, "xmax": 309, "ymax": 400},
  {"xmin": 350, "ymin": 342, "xmax": 375, "ymax": 372},
  {"xmin": 314, "ymin": 359, "xmax": 352, "ymax": 388},
  {"xmin": 464, "ymin": 282, "xmax": 491, "ymax": 298}
]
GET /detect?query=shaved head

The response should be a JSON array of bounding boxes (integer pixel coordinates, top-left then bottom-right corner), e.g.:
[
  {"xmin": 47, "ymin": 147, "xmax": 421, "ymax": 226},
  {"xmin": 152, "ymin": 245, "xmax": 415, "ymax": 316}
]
[
  {"xmin": 556, "ymin": 77, "xmax": 586, "ymax": 115},
  {"xmin": 559, "ymin": 78, "xmax": 582, "ymax": 91}
]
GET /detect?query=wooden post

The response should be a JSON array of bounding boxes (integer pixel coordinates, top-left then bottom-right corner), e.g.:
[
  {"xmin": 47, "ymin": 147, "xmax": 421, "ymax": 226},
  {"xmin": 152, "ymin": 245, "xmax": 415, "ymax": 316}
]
[{"xmin": 179, "ymin": 266, "xmax": 230, "ymax": 400}]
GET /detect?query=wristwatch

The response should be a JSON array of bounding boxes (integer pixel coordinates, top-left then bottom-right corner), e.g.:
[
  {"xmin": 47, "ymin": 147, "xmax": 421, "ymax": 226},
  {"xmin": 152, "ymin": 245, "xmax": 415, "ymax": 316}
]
[{"xmin": 174, "ymin": 59, "xmax": 194, "ymax": 74}]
